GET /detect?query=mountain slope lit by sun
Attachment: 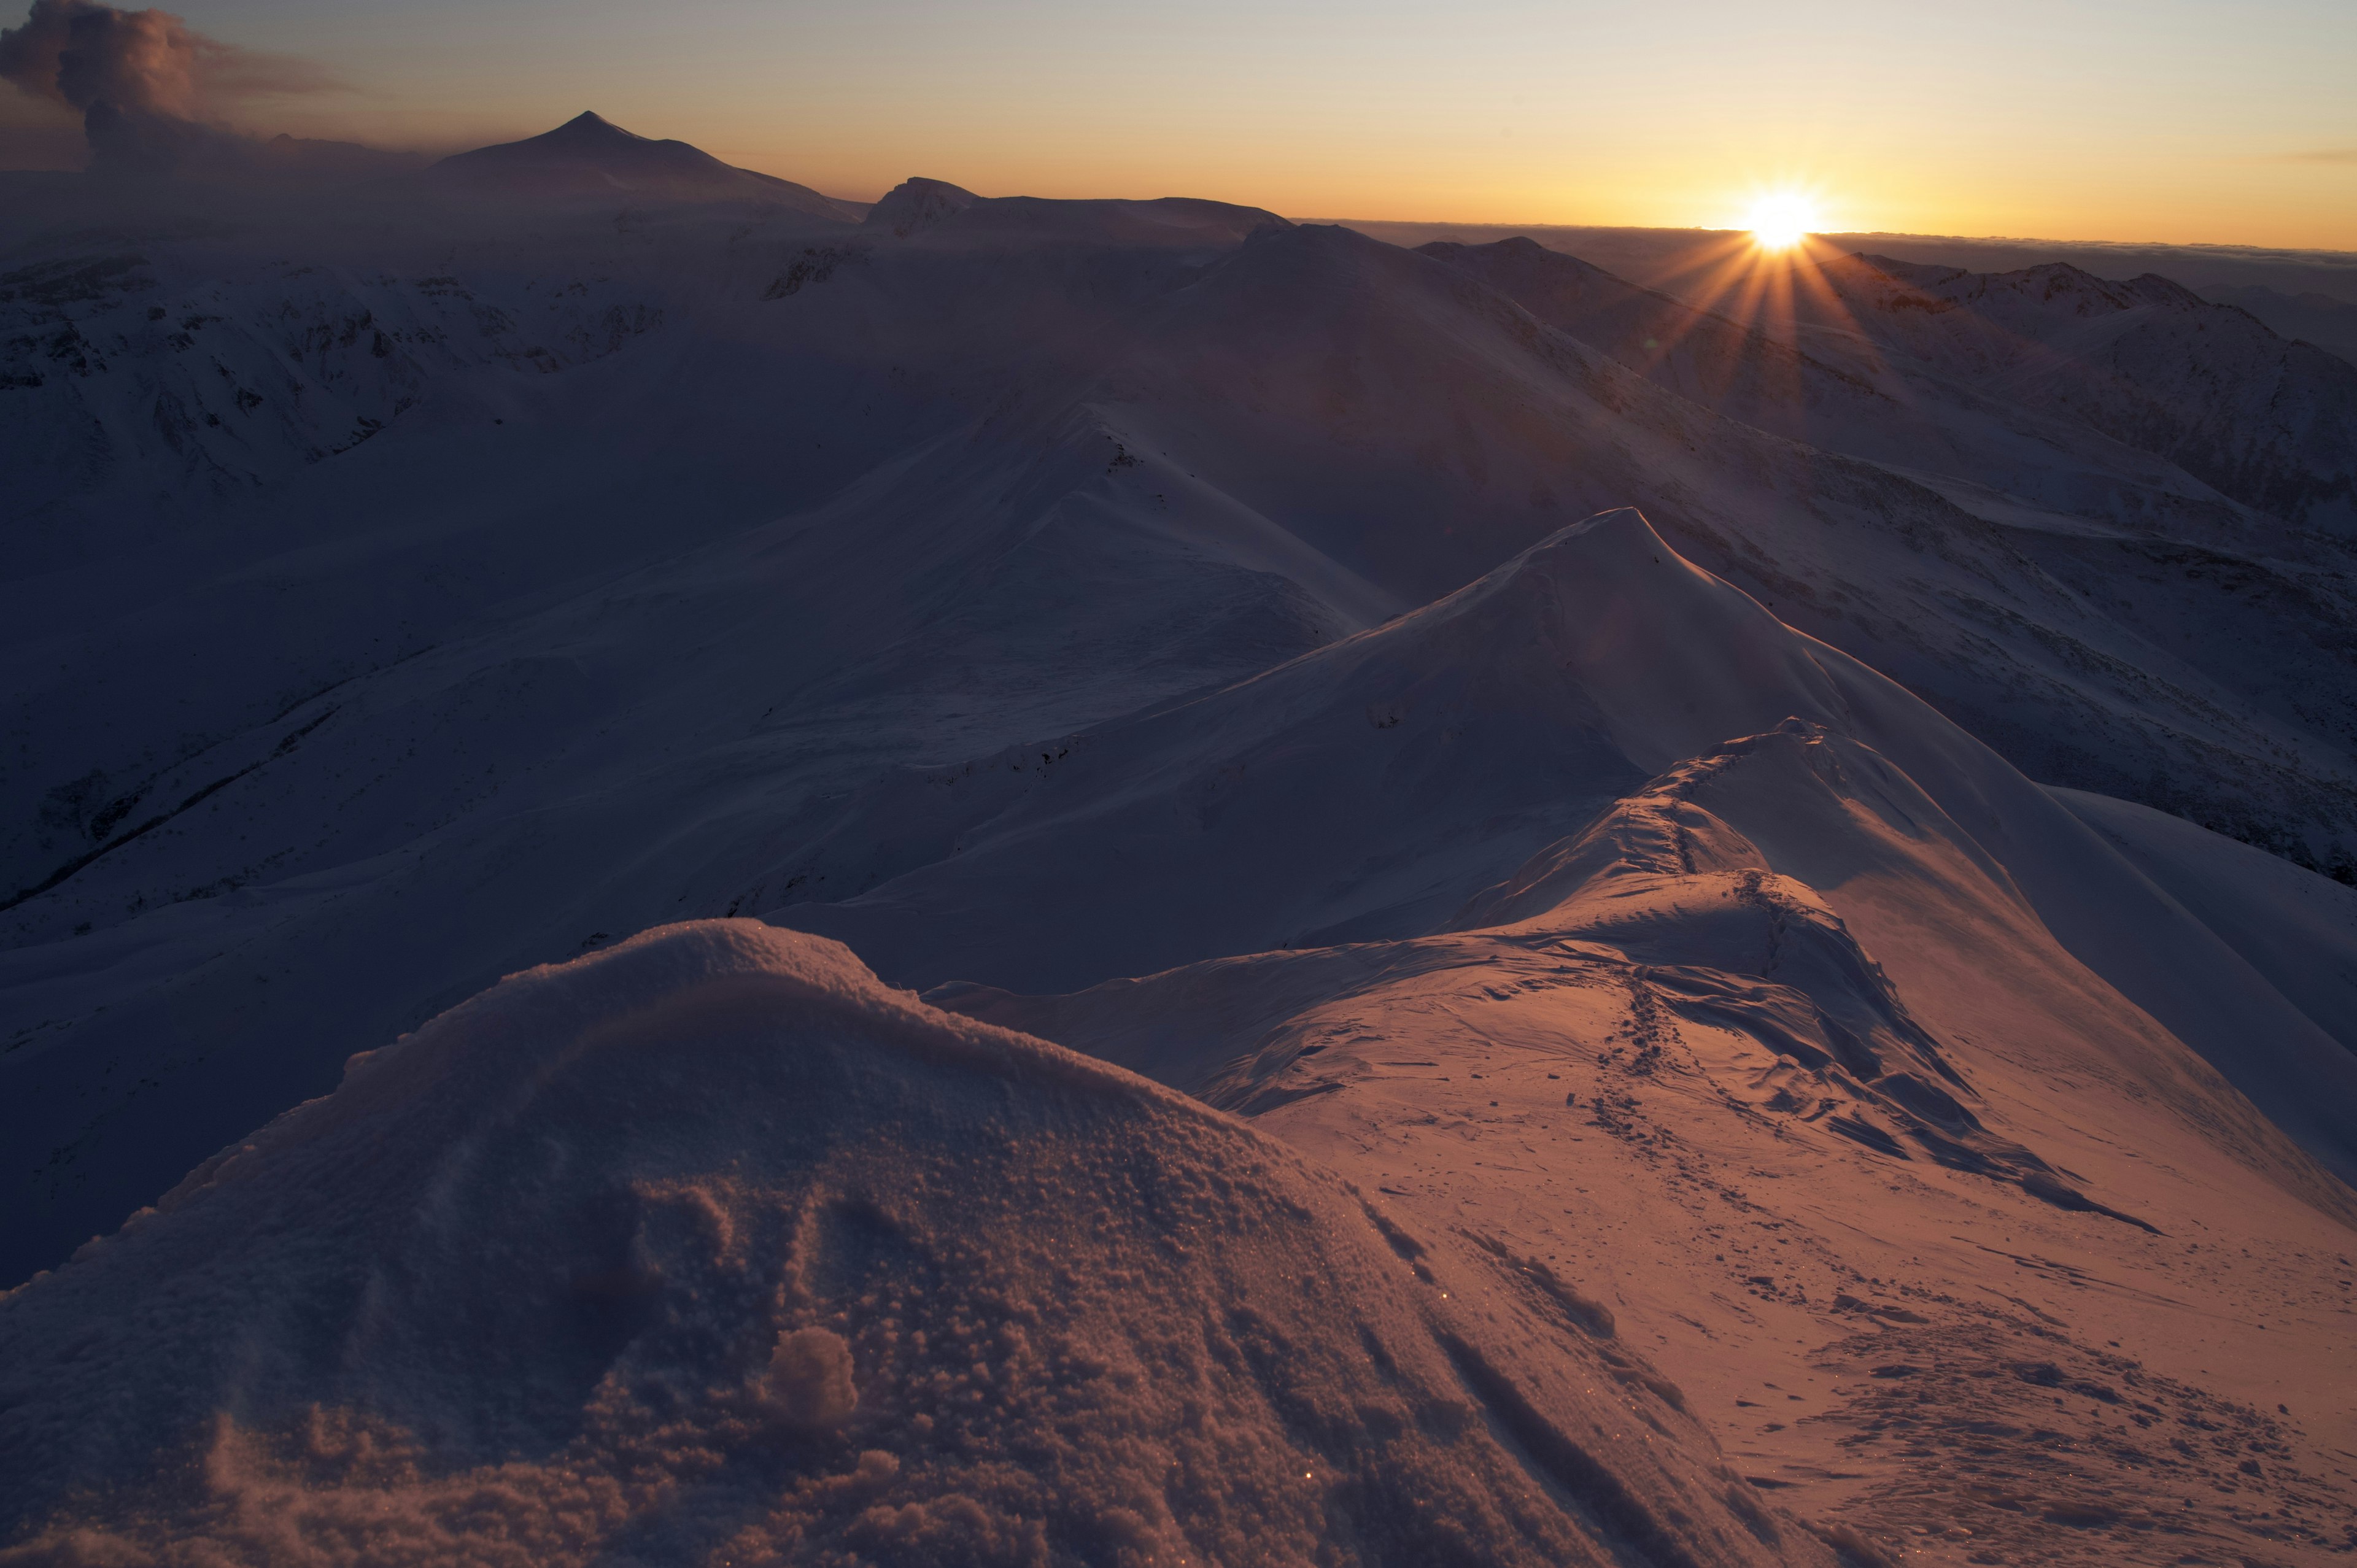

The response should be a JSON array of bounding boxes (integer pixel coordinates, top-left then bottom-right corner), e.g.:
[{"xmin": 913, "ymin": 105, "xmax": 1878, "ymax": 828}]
[{"xmin": 2, "ymin": 1, "xmax": 2355, "ymax": 1565}]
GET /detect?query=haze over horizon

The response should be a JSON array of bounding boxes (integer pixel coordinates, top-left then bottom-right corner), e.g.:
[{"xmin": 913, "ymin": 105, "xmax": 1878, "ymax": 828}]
[{"xmin": 2, "ymin": 0, "xmax": 2354, "ymax": 250}]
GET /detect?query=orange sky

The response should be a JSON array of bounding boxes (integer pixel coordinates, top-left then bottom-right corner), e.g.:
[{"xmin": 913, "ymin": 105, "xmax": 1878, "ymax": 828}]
[{"xmin": 5, "ymin": 0, "xmax": 2354, "ymax": 250}]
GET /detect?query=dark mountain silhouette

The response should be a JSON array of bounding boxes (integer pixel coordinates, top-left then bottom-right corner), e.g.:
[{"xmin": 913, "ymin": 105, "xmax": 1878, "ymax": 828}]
[{"xmin": 428, "ymin": 110, "xmax": 861, "ymax": 217}]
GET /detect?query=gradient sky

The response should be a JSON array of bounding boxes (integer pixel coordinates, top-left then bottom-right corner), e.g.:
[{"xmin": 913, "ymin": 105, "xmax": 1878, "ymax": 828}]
[{"xmin": 6, "ymin": 0, "xmax": 2355, "ymax": 248}]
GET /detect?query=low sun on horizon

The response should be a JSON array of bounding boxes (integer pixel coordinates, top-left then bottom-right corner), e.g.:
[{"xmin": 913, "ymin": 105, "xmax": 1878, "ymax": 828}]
[{"xmin": 1747, "ymin": 192, "xmax": 1821, "ymax": 250}]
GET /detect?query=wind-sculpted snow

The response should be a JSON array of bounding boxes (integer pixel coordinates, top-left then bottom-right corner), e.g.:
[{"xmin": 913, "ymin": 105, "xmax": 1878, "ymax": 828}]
[
  {"xmin": 769, "ymin": 512, "xmax": 2357, "ymax": 1188},
  {"xmin": 939, "ymin": 719, "xmax": 2357, "ymax": 1563},
  {"xmin": 0, "ymin": 921, "xmax": 1830, "ymax": 1568}
]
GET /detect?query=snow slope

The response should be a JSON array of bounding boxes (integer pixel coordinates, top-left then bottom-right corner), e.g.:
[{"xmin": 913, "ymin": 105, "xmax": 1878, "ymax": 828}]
[
  {"xmin": 0, "ymin": 921, "xmax": 1832, "ymax": 1568},
  {"xmin": 2200, "ymin": 284, "xmax": 2357, "ymax": 369},
  {"xmin": 8, "ymin": 160, "xmax": 2357, "ymax": 1288},
  {"xmin": 1812, "ymin": 255, "xmax": 2357, "ymax": 534},
  {"xmin": 1417, "ymin": 237, "xmax": 2274, "ymax": 547},
  {"xmin": 2, "ymin": 124, "xmax": 2355, "ymax": 1566},
  {"xmin": 940, "ymin": 712, "xmax": 2357, "ymax": 1564},
  {"xmin": 2053, "ymin": 786, "xmax": 2357, "ymax": 1060},
  {"xmin": 773, "ymin": 511, "xmax": 2357, "ymax": 1188}
]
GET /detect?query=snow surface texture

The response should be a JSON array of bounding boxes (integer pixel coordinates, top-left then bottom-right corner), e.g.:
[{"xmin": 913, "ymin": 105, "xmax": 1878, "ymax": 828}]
[
  {"xmin": 0, "ymin": 921, "xmax": 1831, "ymax": 1568},
  {"xmin": 779, "ymin": 511, "xmax": 2357, "ymax": 1189},
  {"xmin": 938, "ymin": 708, "xmax": 2357, "ymax": 1563},
  {"xmin": 4, "ymin": 122, "xmax": 2357, "ymax": 1565}
]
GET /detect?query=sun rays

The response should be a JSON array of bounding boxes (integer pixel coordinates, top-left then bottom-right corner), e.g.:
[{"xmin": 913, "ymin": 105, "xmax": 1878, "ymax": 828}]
[
  {"xmin": 1587, "ymin": 184, "xmax": 1889, "ymax": 439},
  {"xmin": 1747, "ymin": 192, "xmax": 1819, "ymax": 251}
]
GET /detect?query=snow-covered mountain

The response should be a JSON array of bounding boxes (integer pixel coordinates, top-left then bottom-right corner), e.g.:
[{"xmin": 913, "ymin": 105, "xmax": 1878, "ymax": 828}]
[
  {"xmin": 772, "ymin": 510, "xmax": 2357, "ymax": 1185},
  {"xmin": 1809, "ymin": 255, "xmax": 2357, "ymax": 533},
  {"xmin": 3, "ymin": 120, "xmax": 2355, "ymax": 1565},
  {"xmin": 427, "ymin": 110, "xmax": 865, "ymax": 218},
  {"xmin": 2201, "ymin": 282, "xmax": 2357, "ymax": 368}
]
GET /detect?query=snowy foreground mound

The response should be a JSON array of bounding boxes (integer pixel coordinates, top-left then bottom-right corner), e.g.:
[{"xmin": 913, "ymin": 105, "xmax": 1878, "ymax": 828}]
[{"xmin": 0, "ymin": 922, "xmax": 1831, "ymax": 1567}]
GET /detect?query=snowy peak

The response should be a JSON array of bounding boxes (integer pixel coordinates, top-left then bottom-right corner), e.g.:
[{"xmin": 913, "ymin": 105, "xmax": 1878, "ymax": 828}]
[
  {"xmin": 1417, "ymin": 509, "xmax": 1851, "ymax": 771},
  {"xmin": 427, "ymin": 112, "xmax": 859, "ymax": 218},
  {"xmin": 0, "ymin": 921, "xmax": 1808, "ymax": 1567},
  {"xmin": 864, "ymin": 176, "xmax": 981, "ymax": 235},
  {"xmin": 541, "ymin": 109, "xmax": 643, "ymax": 144},
  {"xmin": 755, "ymin": 511, "xmax": 1875, "ymax": 991}
]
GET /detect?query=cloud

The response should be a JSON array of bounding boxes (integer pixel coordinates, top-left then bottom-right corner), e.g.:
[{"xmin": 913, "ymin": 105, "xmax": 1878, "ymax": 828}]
[
  {"xmin": 0, "ymin": 0, "xmax": 365, "ymax": 176},
  {"xmin": 2275, "ymin": 149, "xmax": 2357, "ymax": 165}
]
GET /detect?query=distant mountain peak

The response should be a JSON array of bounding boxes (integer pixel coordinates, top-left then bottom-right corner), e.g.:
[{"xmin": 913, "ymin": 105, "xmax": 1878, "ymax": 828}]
[
  {"xmin": 866, "ymin": 177, "xmax": 981, "ymax": 236},
  {"xmin": 427, "ymin": 113, "xmax": 858, "ymax": 220},
  {"xmin": 544, "ymin": 110, "xmax": 640, "ymax": 142}
]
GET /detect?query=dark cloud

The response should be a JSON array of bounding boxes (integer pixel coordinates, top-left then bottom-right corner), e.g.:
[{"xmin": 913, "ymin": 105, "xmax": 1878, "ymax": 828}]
[
  {"xmin": 2279, "ymin": 149, "xmax": 2357, "ymax": 166},
  {"xmin": 0, "ymin": 0, "xmax": 344, "ymax": 174}
]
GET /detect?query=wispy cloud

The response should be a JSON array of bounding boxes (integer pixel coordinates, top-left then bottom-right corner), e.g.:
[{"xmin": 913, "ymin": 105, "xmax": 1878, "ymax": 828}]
[
  {"xmin": 0, "ymin": 0, "xmax": 347, "ymax": 174},
  {"xmin": 2275, "ymin": 148, "xmax": 2357, "ymax": 165}
]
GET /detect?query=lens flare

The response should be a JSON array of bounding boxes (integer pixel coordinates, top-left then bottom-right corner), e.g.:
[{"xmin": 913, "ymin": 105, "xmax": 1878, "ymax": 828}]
[{"xmin": 1747, "ymin": 193, "xmax": 1818, "ymax": 250}]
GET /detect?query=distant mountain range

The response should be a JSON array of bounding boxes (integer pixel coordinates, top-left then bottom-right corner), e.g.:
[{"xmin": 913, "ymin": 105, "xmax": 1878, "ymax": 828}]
[
  {"xmin": 1349, "ymin": 219, "xmax": 2357, "ymax": 370},
  {"xmin": 1817, "ymin": 253, "xmax": 2356, "ymax": 530},
  {"xmin": 2200, "ymin": 281, "xmax": 2357, "ymax": 365}
]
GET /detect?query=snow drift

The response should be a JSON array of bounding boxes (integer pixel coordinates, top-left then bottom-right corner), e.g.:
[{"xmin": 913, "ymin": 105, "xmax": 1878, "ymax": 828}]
[{"xmin": 0, "ymin": 921, "xmax": 1827, "ymax": 1568}]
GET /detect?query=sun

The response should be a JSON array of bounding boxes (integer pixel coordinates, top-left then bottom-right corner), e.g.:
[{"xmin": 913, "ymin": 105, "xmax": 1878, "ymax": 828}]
[{"xmin": 1747, "ymin": 193, "xmax": 1819, "ymax": 251}]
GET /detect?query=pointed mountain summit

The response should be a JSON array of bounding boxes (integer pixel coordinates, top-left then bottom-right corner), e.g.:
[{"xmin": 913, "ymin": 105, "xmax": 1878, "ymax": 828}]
[{"xmin": 428, "ymin": 111, "xmax": 861, "ymax": 218}]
